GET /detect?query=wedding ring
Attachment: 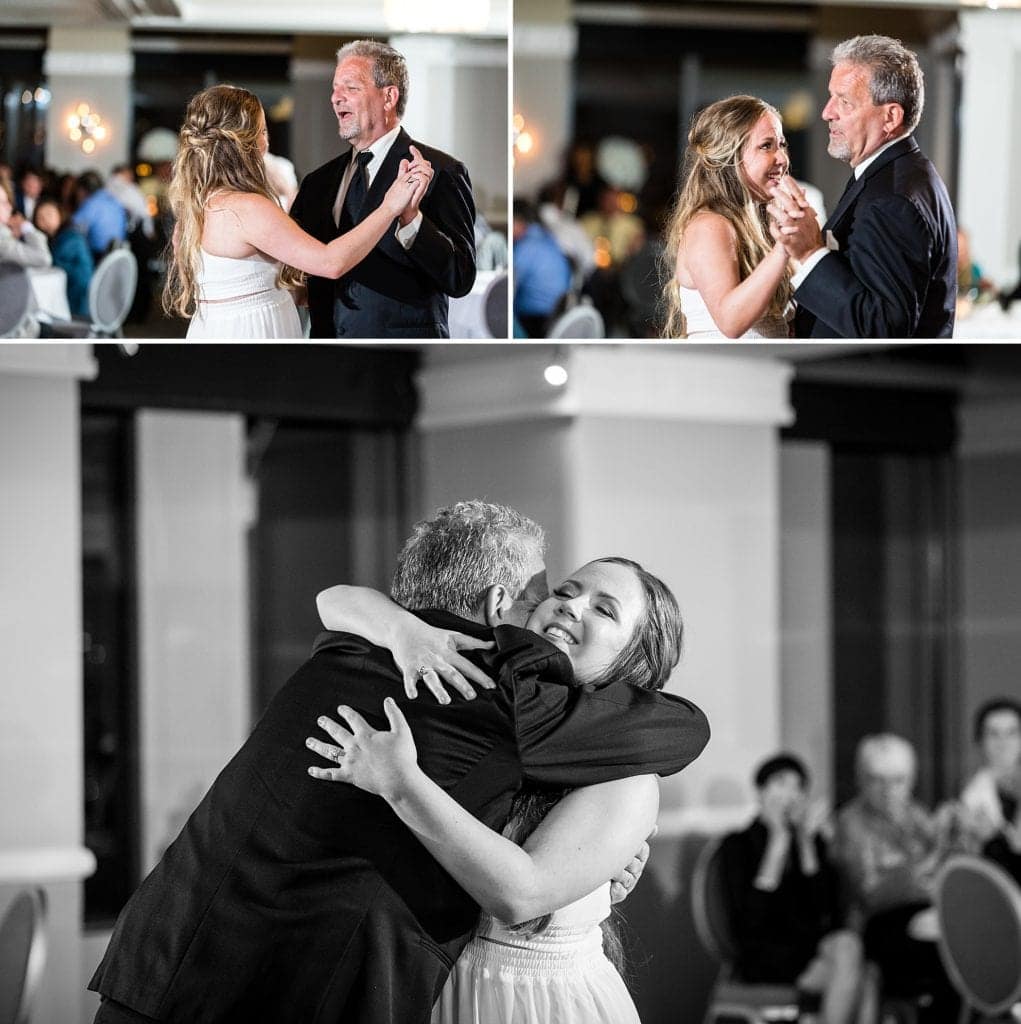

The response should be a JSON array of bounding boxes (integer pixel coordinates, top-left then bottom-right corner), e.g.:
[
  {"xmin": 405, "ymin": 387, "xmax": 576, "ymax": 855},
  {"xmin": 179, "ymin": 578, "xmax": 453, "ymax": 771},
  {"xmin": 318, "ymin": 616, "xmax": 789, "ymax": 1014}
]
[{"xmin": 417, "ymin": 664, "xmax": 430, "ymax": 677}]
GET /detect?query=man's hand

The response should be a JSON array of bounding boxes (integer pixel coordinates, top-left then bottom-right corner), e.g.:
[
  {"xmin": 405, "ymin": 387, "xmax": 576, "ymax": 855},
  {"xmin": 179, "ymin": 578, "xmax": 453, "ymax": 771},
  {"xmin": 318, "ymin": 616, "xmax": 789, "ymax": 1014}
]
[
  {"xmin": 610, "ymin": 826, "xmax": 657, "ymax": 904},
  {"xmin": 767, "ymin": 178, "xmax": 824, "ymax": 264},
  {"xmin": 8, "ymin": 212, "xmax": 27, "ymax": 238},
  {"xmin": 398, "ymin": 145, "xmax": 434, "ymax": 228}
]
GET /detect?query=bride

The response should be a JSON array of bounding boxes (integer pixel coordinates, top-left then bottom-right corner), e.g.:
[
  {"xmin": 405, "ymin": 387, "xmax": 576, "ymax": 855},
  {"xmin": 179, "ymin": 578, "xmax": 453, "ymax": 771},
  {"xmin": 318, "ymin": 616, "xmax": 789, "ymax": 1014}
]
[
  {"xmin": 163, "ymin": 84, "xmax": 431, "ymax": 338},
  {"xmin": 662, "ymin": 95, "xmax": 794, "ymax": 339}
]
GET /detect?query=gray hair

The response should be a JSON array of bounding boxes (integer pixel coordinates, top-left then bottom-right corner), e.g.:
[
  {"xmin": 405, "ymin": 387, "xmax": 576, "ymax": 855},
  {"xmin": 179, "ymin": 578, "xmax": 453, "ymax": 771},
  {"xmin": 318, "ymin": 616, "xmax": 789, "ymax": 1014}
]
[
  {"xmin": 831, "ymin": 35, "xmax": 924, "ymax": 134},
  {"xmin": 855, "ymin": 733, "xmax": 917, "ymax": 779},
  {"xmin": 391, "ymin": 500, "xmax": 546, "ymax": 618},
  {"xmin": 336, "ymin": 39, "xmax": 409, "ymax": 119}
]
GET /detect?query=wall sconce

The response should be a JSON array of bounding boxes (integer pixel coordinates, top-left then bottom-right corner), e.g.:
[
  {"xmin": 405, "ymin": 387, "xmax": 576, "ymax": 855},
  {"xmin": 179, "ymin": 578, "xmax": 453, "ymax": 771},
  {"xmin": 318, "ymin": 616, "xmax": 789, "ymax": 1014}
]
[
  {"xmin": 67, "ymin": 103, "xmax": 108, "ymax": 155},
  {"xmin": 513, "ymin": 113, "xmax": 535, "ymax": 162}
]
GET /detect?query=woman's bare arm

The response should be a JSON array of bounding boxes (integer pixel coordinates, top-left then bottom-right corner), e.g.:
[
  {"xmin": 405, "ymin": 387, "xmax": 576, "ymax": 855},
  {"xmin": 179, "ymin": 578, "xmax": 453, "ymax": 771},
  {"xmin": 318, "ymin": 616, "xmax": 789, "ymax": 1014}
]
[
  {"xmin": 308, "ymin": 700, "xmax": 659, "ymax": 924},
  {"xmin": 679, "ymin": 211, "xmax": 788, "ymax": 338}
]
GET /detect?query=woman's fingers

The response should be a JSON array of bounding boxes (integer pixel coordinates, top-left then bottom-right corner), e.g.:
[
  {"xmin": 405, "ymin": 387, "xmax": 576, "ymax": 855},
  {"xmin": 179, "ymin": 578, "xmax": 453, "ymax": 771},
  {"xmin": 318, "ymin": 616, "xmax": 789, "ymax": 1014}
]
[
  {"xmin": 306, "ymin": 735, "xmax": 344, "ymax": 764},
  {"xmin": 335, "ymin": 704, "xmax": 372, "ymax": 735},
  {"xmin": 316, "ymin": 714, "xmax": 354, "ymax": 746},
  {"xmin": 308, "ymin": 765, "xmax": 345, "ymax": 781},
  {"xmin": 448, "ymin": 650, "xmax": 495, "ymax": 690},
  {"xmin": 418, "ymin": 666, "xmax": 452, "ymax": 705},
  {"xmin": 450, "ymin": 633, "xmax": 495, "ymax": 652},
  {"xmin": 382, "ymin": 695, "xmax": 410, "ymax": 733}
]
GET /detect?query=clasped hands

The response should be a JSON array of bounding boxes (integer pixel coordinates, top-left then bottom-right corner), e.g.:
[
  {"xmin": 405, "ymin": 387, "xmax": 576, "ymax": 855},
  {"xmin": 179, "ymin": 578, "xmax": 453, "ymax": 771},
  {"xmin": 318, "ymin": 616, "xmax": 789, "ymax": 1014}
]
[
  {"xmin": 766, "ymin": 177, "xmax": 824, "ymax": 265},
  {"xmin": 391, "ymin": 144, "xmax": 434, "ymax": 227}
]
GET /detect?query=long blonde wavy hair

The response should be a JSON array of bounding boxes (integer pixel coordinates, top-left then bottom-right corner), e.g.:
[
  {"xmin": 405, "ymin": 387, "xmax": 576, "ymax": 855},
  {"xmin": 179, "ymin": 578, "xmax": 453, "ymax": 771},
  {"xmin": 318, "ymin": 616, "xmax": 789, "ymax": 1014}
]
[
  {"xmin": 163, "ymin": 84, "xmax": 303, "ymax": 319},
  {"xmin": 661, "ymin": 95, "xmax": 792, "ymax": 338}
]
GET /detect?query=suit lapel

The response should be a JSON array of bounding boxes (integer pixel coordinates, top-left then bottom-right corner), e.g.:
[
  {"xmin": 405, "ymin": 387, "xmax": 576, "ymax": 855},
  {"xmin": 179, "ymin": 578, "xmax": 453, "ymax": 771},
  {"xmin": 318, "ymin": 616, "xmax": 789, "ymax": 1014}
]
[
  {"xmin": 361, "ymin": 127, "xmax": 415, "ymax": 262},
  {"xmin": 824, "ymin": 136, "xmax": 918, "ymax": 234}
]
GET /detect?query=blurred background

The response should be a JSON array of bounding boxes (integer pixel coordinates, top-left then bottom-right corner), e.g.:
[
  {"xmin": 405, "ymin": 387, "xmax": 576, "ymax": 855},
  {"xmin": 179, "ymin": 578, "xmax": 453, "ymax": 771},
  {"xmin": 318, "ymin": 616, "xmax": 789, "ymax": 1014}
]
[
  {"xmin": 0, "ymin": 0, "xmax": 508, "ymax": 337},
  {"xmin": 512, "ymin": 0, "xmax": 1021, "ymax": 339},
  {"xmin": 3, "ymin": 340, "xmax": 1021, "ymax": 1022}
]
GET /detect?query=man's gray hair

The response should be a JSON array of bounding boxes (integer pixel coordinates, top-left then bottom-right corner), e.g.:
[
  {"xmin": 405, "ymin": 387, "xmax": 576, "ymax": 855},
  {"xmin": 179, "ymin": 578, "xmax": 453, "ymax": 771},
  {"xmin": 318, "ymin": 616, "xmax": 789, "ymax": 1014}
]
[
  {"xmin": 336, "ymin": 39, "xmax": 409, "ymax": 119},
  {"xmin": 855, "ymin": 733, "xmax": 917, "ymax": 779},
  {"xmin": 832, "ymin": 35, "xmax": 924, "ymax": 134},
  {"xmin": 391, "ymin": 500, "xmax": 546, "ymax": 618}
]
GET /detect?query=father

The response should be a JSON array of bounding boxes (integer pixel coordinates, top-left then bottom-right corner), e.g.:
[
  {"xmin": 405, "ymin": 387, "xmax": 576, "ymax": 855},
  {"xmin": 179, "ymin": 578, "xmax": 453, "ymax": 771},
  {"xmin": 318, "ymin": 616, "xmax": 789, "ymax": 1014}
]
[
  {"xmin": 769, "ymin": 35, "xmax": 956, "ymax": 338},
  {"xmin": 89, "ymin": 501, "xmax": 709, "ymax": 1023},
  {"xmin": 290, "ymin": 39, "xmax": 477, "ymax": 338}
]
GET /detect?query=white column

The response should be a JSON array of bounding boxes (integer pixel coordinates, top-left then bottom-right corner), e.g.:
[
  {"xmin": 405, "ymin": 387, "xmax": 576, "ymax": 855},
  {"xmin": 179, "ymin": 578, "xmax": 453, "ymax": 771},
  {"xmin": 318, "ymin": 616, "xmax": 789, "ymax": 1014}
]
[
  {"xmin": 290, "ymin": 57, "xmax": 343, "ymax": 181},
  {"xmin": 44, "ymin": 26, "xmax": 132, "ymax": 175},
  {"xmin": 390, "ymin": 34, "xmax": 509, "ymax": 220},
  {"xmin": 512, "ymin": 20, "xmax": 576, "ymax": 197},
  {"xmin": 416, "ymin": 346, "xmax": 793, "ymax": 834},
  {"xmin": 135, "ymin": 411, "xmax": 252, "ymax": 875},
  {"xmin": 0, "ymin": 343, "xmax": 98, "ymax": 1024},
  {"xmin": 959, "ymin": 11, "xmax": 1021, "ymax": 285}
]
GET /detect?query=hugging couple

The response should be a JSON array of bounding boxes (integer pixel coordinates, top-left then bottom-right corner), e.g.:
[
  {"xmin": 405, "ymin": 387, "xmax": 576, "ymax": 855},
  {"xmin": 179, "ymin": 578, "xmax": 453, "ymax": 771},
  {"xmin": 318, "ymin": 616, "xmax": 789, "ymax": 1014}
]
[{"xmin": 90, "ymin": 500, "xmax": 710, "ymax": 1024}]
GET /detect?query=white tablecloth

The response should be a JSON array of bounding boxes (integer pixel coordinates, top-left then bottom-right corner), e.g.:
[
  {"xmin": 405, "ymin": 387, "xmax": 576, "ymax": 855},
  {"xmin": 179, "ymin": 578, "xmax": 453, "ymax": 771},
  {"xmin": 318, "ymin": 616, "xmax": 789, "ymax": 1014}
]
[
  {"xmin": 28, "ymin": 266, "xmax": 71, "ymax": 322},
  {"xmin": 448, "ymin": 270, "xmax": 504, "ymax": 339},
  {"xmin": 954, "ymin": 301, "xmax": 1021, "ymax": 339}
]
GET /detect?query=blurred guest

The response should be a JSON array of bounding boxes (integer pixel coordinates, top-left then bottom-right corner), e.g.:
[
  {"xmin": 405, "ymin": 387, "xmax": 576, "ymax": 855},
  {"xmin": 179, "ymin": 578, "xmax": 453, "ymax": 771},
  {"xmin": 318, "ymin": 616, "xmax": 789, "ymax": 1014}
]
[
  {"xmin": 15, "ymin": 165, "xmax": 44, "ymax": 221},
  {"xmin": 956, "ymin": 228, "xmax": 997, "ymax": 301},
  {"xmin": 512, "ymin": 198, "xmax": 571, "ymax": 337},
  {"xmin": 538, "ymin": 181, "xmax": 596, "ymax": 279},
  {"xmin": 720, "ymin": 754, "xmax": 862, "ymax": 1024},
  {"xmin": 0, "ymin": 182, "xmax": 52, "ymax": 269},
  {"xmin": 961, "ymin": 698, "xmax": 1021, "ymax": 883},
  {"xmin": 561, "ymin": 139, "xmax": 608, "ymax": 218},
  {"xmin": 833, "ymin": 735, "xmax": 958, "ymax": 1023},
  {"xmin": 662, "ymin": 95, "xmax": 793, "ymax": 339},
  {"xmin": 106, "ymin": 164, "xmax": 155, "ymax": 240},
  {"xmin": 264, "ymin": 151, "xmax": 298, "ymax": 213},
  {"xmin": 580, "ymin": 185, "xmax": 645, "ymax": 267},
  {"xmin": 33, "ymin": 196, "xmax": 94, "ymax": 317},
  {"xmin": 73, "ymin": 170, "xmax": 128, "ymax": 261}
]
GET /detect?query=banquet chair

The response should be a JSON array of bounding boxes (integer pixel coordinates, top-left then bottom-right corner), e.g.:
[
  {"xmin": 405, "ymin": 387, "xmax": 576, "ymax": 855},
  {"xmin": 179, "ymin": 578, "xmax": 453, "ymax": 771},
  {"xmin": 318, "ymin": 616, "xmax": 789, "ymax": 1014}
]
[
  {"xmin": 0, "ymin": 888, "xmax": 47, "ymax": 1024},
  {"xmin": 483, "ymin": 272, "xmax": 508, "ymax": 338},
  {"xmin": 0, "ymin": 262, "xmax": 32, "ymax": 338},
  {"xmin": 691, "ymin": 836, "xmax": 801, "ymax": 1024},
  {"xmin": 934, "ymin": 855, "xmax": 1021, "ymax": 1022},
  {"xmin": 46, "ymin": 247, "xmax": 138, "ymax": 338},
  {"xmin": 547, "ymin": 301, "xmax": 605, "ymax": 339}
]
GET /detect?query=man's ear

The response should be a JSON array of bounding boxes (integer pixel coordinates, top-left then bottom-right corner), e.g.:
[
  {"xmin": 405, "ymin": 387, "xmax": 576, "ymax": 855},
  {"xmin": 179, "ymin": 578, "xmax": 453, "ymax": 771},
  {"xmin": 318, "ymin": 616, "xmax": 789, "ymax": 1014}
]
[
  {"xmin": 885, "ymin": 103, "xmax": 905, "ymax": 136},
  {"xmin": 482, "ymin": 584, "xmax": 515, "ymax": 626}
]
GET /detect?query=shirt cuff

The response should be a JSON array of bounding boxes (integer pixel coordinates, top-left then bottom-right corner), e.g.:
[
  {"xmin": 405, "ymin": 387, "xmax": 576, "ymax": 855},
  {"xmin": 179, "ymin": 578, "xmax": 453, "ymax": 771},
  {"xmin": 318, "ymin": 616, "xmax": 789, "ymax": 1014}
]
[
  {"xmin": 791, "ymin": 247, "xmax": 829, "ymax": 291},
  {"xmin": 396, "ymin": 213, "xmax": 422, "ymax": 250}
]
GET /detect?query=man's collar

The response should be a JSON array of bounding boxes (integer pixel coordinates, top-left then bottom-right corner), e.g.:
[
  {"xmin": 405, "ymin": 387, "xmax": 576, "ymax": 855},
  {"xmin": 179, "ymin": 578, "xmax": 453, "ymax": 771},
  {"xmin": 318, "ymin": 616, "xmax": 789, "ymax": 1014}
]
[
  {"xmin": 853, "ymin": 132, "xmax": 911, "ymax": 180},
  {"xmin": 353, "ymin": 122, "xmax": 403, "ymax": 166}
]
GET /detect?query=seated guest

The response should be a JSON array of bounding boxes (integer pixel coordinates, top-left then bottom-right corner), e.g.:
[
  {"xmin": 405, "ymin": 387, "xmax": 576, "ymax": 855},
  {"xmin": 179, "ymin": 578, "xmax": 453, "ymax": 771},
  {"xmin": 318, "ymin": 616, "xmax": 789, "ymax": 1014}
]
[
  {"xmin": 0, "ymin": 182, "xmax": 51, "ymax": 269},
  {"xmin": 833, "ymin": 735, "xmax": 958, "ymax": 1023},
  {"xmin": 72, "ymin": 170, "xmax": 127, "ymax": 262},
  {"xmin": 15, "ymin": 164, "xmax": 44, "ymax": 222},
  {"xmin": 720, "ymin": 754, "xmax": 863, "ymax": 1024},
  {"xmin": 512, "ymin": 198, "xmax": 572, "ymax": 337},
  {"xmin": 961, "ymin": 698, "xmax": 1021, "ymax": 883},
  {"xmin": 34, "ymin": 196, "xmax": 94, "ymax": 317}
]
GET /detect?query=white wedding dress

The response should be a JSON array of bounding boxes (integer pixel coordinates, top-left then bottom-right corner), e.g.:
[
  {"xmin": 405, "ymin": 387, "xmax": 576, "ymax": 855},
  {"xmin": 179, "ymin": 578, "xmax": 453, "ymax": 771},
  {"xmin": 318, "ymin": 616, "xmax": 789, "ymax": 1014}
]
[
  {"xmin": 431, "ymin": 883, "xmax": 640, "ymax": 1024},
  {"xmin": 186, "ymin": 250, "xmax": 302, "ymax": 338},
  {"xmin": 678, "ymin": 284, "xmax": 791, "ymax": 339}
]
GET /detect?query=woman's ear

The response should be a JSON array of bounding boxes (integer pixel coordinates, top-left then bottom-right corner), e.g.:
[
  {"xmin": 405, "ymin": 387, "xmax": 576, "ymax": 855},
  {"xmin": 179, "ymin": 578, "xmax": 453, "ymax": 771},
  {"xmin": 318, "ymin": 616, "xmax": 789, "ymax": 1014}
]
[{"xmin": 483, "ymin": 584, "xmax": 515, "ymax": 626}]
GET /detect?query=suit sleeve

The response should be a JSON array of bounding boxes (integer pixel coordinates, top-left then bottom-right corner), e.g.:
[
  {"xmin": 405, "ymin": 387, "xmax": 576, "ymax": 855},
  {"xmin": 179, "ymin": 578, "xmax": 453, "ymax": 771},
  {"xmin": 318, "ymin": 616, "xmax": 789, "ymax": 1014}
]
[
  {"xmin": 512, "ymin": 674, "xmax": 710, "ymax": 789},
  {"xmin": 404, "ymin": 161, "xmax": 477, "ymax": 298},
  {"xmin": 794, "ymin": 195, "xmax": 933, "ymax": 338}
]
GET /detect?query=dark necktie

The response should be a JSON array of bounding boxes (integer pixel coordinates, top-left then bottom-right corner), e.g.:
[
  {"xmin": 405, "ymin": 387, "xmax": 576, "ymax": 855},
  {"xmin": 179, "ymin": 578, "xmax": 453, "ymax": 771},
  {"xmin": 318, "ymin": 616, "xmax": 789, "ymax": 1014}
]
[{"xmin": 337, "ymin": 150, "xmax": 373, "ymax": 234}]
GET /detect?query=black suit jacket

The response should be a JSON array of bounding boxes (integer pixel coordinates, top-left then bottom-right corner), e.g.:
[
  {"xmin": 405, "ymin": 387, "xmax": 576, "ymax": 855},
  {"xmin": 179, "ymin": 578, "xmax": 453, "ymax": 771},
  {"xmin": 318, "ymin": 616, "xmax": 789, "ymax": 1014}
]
[
  {"xmin": 793, "ymin": 137, "xmax": 957, "ymax": 339},
  {"xmin": 89, "ymin": 611, "xmax": 709, "ymax": 1023},
  {"xmin": 290, "ymin": 128, "xmax": 476, "ymax": 339}
]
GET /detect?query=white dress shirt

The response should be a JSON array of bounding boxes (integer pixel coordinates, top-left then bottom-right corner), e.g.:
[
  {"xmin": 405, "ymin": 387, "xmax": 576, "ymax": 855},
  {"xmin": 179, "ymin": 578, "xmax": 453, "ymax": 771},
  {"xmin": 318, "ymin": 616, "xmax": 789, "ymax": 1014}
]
[
  {"xmin": 792, "ymin": 132, "xmax": 911, "ymax": 289},
  {"xmin": 331, "ymin": 123, "xmax": 422, "ymax": 250}
]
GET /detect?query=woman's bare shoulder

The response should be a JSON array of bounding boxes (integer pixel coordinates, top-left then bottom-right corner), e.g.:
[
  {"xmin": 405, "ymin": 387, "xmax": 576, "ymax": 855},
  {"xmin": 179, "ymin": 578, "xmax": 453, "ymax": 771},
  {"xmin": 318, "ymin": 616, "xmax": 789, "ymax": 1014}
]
[{"xmin": 684, "ymin": 209, "xmax": 738, "ymax": 244}]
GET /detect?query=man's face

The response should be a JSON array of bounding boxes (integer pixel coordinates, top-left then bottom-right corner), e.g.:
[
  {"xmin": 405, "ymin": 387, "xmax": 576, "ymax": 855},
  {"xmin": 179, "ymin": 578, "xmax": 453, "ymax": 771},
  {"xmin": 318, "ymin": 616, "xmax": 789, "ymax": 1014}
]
[
  {"xmin": 759, "ymin": 769, "xmax": 805, "ymax": 821},
  {"xmin": 504, "ymin": 552, "xmax": 549, "ymax": 628},
  {"xmin": 823, "ymin": 62, "xmax": 899, "ymax": 167},
  {"xmin": 981, "ymin": 709, "xmax": 1021, "ymax": 773},
  {"xmin": 331, "ymin": 56, "xmax": 395, "ymax": 149},
  {"xmin": 860, "ymin": 749, "xmax": 914, "ymax": 819},
  {"xmin": 21, "ymin": 172, "xmax": 42, "ymax": 199}
]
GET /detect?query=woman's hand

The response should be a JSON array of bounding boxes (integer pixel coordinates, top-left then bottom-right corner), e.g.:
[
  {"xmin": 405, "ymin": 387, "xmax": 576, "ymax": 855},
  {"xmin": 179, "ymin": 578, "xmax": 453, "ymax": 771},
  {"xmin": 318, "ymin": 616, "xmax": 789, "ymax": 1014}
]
[
  {"xmin": 384, "ymin": 148, "xmax": 434, "ymax": 220},
  {"xmin": 388, "ymin": 618, "xmax": 495, "ymax": 704},
  {"xmin": 307, "ymin": 698, "xmax": 418, "ymax": 799}
]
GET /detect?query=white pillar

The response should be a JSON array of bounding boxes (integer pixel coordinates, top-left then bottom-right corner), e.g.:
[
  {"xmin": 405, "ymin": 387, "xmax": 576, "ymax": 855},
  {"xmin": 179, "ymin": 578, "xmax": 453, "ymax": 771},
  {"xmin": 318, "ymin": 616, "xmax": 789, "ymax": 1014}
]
[
  {"xmin": 416, "ymin": 346, "xmax": 793, "ymax": 834},
  {"xmin": 390, "ymin": 34, "xmax": 509, "ymax": 220},
  {"xmin": 44, "ymin": 26, "xmax": 132, "ymax": 175},
  {"xmin": 134, "ymin": 411, "xmax": 252, "ymax": 875},
  {"xmin": 959, "ymin": 11, "xmax": 1021, "ymax": 285},
  {"xmin": 290, "ymin": 57, "xmax": 344, "ymax": 181},
  {"xmin": 512, "ymin": 21, "xmax": 576, "ymax": 197},
  {"xmin": 0, "ymin": 343, "xmax": 98, "ymax": 1024}
]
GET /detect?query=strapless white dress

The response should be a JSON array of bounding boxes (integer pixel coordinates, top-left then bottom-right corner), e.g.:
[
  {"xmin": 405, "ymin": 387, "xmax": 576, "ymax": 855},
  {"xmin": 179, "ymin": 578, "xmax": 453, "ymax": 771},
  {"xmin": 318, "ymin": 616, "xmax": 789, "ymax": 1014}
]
[
  {"xmin": 187, "ymin": 250, "xmax": 302, "ymax": 339},
  {"xmin": 677, "ymin": 284, "xmax": 791, "ymax": 339},
  {"xmin": 431, "ymin": 883, "xmax": 640, "ymax": 1024}
]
